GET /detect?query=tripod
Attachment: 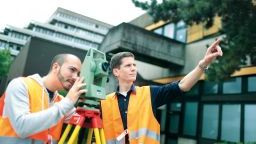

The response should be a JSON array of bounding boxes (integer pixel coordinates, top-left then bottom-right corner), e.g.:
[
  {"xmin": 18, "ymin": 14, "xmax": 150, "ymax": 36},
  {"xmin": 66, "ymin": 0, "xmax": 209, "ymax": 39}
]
[{"xmin": 58, "ymin": 107, "xmax": 106, "ymax": 144}]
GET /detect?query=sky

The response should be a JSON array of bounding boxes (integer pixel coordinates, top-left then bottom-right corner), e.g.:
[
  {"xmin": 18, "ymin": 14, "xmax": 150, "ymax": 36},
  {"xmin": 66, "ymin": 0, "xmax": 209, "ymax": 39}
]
[{"xmin": 0, "ymin": 0, "xmax": 146, "ymax": 30}]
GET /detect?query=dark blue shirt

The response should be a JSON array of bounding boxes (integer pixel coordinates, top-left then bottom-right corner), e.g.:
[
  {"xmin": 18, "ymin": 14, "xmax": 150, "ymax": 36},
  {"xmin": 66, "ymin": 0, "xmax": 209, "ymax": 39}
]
[
  {"xmin": 115, "ymin": 81, "xmax": 183, "ymax": 129},
  {"xmin": 46, "ymin": 88, "xmax": 54, "ymax": 100}
]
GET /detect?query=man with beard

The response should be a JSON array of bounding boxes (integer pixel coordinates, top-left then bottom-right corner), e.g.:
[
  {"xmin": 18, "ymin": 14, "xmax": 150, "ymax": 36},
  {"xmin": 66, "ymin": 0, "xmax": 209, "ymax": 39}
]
[
  {"xmin": 101, "ymin": 39, "xmax": 223, "ymax": 144},
  {"xmin": 0, "ymin": 54, "xmax": 86, "ymax": 144}
]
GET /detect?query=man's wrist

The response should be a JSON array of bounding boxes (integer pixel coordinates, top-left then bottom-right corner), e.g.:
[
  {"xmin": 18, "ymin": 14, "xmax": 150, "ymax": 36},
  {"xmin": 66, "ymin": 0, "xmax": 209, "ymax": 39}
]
[{"xmin": 198, "ymin": 60, "xmax": 209, "ymax": 72}]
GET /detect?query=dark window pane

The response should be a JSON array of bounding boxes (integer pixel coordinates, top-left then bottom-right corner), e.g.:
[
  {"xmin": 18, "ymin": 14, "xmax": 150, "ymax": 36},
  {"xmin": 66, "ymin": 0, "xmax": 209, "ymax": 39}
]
[
  {"xmin": 160, "ymin": 134, "xmax": 166, "ymax": 144},
  {"xmin": 204, "ymin": 81, "xmax": 218, "ymax": 94},
  {"xmin": 245, "ymin": 105, "xmax": 256, "ymax": 142},
  {"xmin": 170, "ymin": 103, "xmax": 182, "ymax": 111},
  {"xmin": 185, "ymin": 84, "xmax": 199, "ymax": 96},
  {"xmin": 159, "ymin": 105, "xmax": 167, "ymax": 130},
  {"xmin": 168, "ymin": 138, "xmax": 177, "ymax": 144},
  {"xmin": 169, "ymin": 115, "xmax": 179, "ymax": 133},
  {"xmin": 202, "ymin": 105, "xmax": 219, "ymax": 139},
  {"xmin": 183, "ymin": 102, "xmax": 198, "ymax": 136},
  {"xmin": 248, "ymin": 76, "xmax": 256, "ymax": 92},
  {"xmin": 223, "ymin": 77, "xmax": 242, "ymax": 94},
  {"xmin": 221, "ymin": 105, "xmax": 241, "ymax": 142}
]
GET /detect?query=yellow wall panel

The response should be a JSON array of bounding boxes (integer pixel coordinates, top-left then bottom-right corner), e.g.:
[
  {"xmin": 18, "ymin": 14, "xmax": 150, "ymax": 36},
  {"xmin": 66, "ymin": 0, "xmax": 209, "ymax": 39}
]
[
  {"xmin": 203, "ymin": 17, "xmax": 222, "ymax": 36},
  {"xmin": 187, "ymin": 24, "xmax": 203, "ymax": 43},
  {"xmin": 145, "ymin": 20, "xmax": 166, "ymax": 31},
  {"xmin": 187, "ymin": 16, "xmax": 222, "ymax": 43}
]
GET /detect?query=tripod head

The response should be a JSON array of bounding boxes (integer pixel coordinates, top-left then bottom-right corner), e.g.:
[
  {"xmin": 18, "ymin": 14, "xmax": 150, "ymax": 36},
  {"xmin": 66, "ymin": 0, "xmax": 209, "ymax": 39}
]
[{"xmin": 79, "ymin": 48, "xmax": 109, "ymax": 108}]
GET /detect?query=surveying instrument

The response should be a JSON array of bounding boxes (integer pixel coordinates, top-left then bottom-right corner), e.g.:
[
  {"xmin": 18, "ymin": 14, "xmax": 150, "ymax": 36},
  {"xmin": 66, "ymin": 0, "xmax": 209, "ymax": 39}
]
[{"xmin": 58, "ymin": 48, "xmax": 109, "ymax": 144}]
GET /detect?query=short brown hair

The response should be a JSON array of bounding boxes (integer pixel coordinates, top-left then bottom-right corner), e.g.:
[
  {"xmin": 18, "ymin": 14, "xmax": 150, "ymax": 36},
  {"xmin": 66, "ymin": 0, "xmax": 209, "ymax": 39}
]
[
  {"xmin": 49, "ymin": 54, "xmax": 74, "ymax": 72},
  {"xmin": 110, "ymin": 52, "xmax": 134, "ymax": 72},
  {"xmin": 50, "ymin": 54, "xmax": 67, "ymax": 68}
]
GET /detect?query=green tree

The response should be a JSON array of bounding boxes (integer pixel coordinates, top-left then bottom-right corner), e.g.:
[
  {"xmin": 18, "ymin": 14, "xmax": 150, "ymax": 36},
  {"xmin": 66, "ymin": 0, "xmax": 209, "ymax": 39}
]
[
  {"xmin": 132, "ymin": 0, "xmax": 256, "ymax": 81},
  {"xmin": 0, "ymin": 49, "xmax": 12, "ymax": 78}
]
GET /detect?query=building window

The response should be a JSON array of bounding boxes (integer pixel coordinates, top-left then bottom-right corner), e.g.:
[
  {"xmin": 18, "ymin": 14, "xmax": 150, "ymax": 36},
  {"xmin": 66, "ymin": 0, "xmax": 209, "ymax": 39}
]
[
  {"xmin": 9, "ymin": 44, "xmax": 13, "ymax": 48},
  {"xmin": 158, "ymin": 105, "xmax": 167, "ymax": 130},
  {"xmin": 221, "ymin": 104, "xmax": 241, "ymax": 142},
  {"xmin": 0, "ymin": 41, "xmax": 7, "ymax": 48},
  {"xmin": 223, "ymin": 77, "xmax": 242, "ymax": 94},
  {"xmin": 202, "ymin": 105, "xmax": 219, "ymax": 139},
  {"xmin": 154, "ymin": 27, "xmax": 163, "ymax": 35},
  {"xmin": 56, "ymin": 22, "xmax": 66, "ymax": 28},
  {"xmin": 167, "ymin": 139, "xmax": 177, "ymax": 144},
  {"xmin": 244, "ymin": 105, "xmax": 256, "ymax": 142},
  {"xmin": 183, "ymin": 102, "xmax": 198, "ymax": 136},
  {"xmin": 163, "ymin": 23, "xmax": 175, "ymax": 39},
  {"xmin": 160, "ymin": 134, "xmax": 166, "ymax": 144},
  {"xmin": 204, "ymin": 81, "xmax": 218, "ymax": 95},
  {"xmin": 175, "ymin": 28, "xmax": 186, "ymax": 43},
  {"xmin": 170, "ymin": 102, "xmax": 181, "ymax": 111},
  {"xmin": 16, "ymin": 46, "xmax": 21, "ymax": 51},
  {"xmin": 153, "ymin": 21, "xmax": 187, "ymax": 42},
  {"xmin": 168, "ymin": 103, "xmax": 181, "ymax": 134},
  {"xmin": 185, "ymin": 83, "xmax": 199, "ymax": 96},
  {"xmin": 169, "ymin": 115, "xmax": 179, "ymax": 133},
  {"xmin": 248, "ymin": 76, "xmax": 256, "ymax": 92},
  {"xmin": 175, "ymin": 21, "xmax": 187, "ymax": 43}
]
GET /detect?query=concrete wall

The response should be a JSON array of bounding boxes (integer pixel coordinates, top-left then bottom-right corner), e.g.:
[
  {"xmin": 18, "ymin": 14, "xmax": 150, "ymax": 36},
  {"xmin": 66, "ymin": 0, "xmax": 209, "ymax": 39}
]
[
  {"xmin": 100, "ymin": 23, "xmax": 185, "ymax": 67},
  {"xmin": 7, "ymin": 39, "xmax": 30, "ymax": 80}
]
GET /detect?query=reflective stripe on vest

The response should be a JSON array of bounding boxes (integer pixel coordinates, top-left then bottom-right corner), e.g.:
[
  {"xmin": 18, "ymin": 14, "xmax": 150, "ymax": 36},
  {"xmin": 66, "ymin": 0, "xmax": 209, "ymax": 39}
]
[
  {"xmin": 129, "ymin": 128, "xmax": 160, "ymax": 142},
  {"xmin": 106, "ymin": 128, "xmax": 160, "ymax": 144},
  {"xmin": 107, "ymin": 138, "xmax": 125, "ymax": 144}
]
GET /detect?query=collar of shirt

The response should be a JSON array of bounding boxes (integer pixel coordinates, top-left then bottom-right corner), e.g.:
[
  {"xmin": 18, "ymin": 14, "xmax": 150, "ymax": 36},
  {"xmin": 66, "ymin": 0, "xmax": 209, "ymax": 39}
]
[{"xmin": 115, "ymin": 84, "xmax": 136, "ymax": 97}]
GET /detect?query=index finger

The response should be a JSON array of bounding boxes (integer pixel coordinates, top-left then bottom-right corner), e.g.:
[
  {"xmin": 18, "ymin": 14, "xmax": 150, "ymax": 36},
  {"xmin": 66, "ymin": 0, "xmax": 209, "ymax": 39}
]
[
  {"xmin": 78, "ymin": 77, "xmax": 84, "ymax": 83},
  {"xmin": 209, "ymin": 39, "xmax": 221, "ymax": 49}
]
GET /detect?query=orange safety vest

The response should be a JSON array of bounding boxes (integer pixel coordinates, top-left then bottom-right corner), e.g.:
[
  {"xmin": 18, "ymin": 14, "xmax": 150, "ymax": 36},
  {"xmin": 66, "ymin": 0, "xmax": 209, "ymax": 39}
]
[
  {"xmin": 0, "ymin": 77, "xmax": 64, "ymax": 142},
  {"xmin": 0, "ymin": 93, "xmax": 5, "ymax": 116},
  {"xmin": 101, "ymin": 86, "xmax": 160, "ymax": 144}
]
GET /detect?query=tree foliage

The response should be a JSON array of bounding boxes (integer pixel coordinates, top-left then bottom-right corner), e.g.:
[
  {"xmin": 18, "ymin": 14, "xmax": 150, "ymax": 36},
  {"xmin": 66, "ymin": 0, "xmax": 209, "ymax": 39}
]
[
  {"xmin": 0, "ymin": 49, "xmax": 12, "ymax": 78},
  {"xmin": 132, "ymin": 0, "xmax": 256, "ymax": 81}
]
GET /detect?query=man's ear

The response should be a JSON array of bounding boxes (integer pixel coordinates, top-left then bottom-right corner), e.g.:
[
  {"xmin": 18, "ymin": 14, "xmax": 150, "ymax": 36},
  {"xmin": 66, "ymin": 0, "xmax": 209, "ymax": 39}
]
[
  {"xmin": 52, "ymin": 63, "xmax": 60, "ymax": 71},
  {"xmin": 113, "ymin": 68, "xmax": 119, "ymax": 77}
]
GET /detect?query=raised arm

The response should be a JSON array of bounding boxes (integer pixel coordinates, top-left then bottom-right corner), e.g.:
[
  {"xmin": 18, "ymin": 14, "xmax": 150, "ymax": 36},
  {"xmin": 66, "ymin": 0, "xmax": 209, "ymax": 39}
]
[{"xmin": 178, "ymin": 39, "xmax": 223, "ymax": 92}]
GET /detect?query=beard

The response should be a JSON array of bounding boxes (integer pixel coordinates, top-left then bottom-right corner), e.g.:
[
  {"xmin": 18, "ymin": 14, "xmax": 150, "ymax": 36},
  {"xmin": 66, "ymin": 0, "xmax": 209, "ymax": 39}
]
[{"xmin": 57, "ymin": 70, "xmax": 74, "ymax": 91}]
